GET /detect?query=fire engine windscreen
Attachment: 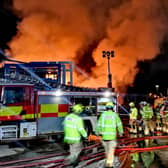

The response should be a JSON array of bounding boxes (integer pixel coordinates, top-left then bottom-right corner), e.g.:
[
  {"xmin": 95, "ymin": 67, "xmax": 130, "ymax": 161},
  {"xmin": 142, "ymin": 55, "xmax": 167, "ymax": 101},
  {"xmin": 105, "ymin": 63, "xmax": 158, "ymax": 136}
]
[
  {"xmin": 70, "ymin": 97, "xmax": 97, "ymax": 116},
  {"xmin": 3, "ymin": 87, "xmax": 24, "ymax": 104}
]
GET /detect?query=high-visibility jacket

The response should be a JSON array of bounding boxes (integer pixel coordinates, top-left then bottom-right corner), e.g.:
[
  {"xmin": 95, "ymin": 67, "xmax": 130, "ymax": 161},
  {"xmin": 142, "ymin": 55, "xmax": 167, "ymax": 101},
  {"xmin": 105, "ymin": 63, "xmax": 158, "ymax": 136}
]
[
  {"xmin": 96, "ymin": 110, "xmax": 123, "ymax": 140},
  {"xmin": 140, "ymin": 106, "xmax": 153, "ymax": 119},
  {"xmin": 130, "ymin": 107, "xmax": 138, "ymax": 120},
  {"xmin": 63, "ymin": 113, "xmax": 87, "ymax": 144}
]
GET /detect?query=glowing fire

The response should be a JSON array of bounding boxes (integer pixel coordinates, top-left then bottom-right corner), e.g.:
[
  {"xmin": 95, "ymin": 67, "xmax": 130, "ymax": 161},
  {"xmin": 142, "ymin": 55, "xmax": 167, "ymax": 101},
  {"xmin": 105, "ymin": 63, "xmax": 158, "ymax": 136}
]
[{"xmin": 8, "ymin": 0, "xmax": 168, "ymax": 92}]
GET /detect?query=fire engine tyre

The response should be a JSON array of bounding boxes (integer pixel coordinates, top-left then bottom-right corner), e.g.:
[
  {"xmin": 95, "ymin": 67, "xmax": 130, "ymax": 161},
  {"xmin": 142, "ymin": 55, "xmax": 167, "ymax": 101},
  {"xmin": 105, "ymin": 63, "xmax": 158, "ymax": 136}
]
[{"xmin": 84, "ymin": 120, "xmax": 93, "ymax": 135}]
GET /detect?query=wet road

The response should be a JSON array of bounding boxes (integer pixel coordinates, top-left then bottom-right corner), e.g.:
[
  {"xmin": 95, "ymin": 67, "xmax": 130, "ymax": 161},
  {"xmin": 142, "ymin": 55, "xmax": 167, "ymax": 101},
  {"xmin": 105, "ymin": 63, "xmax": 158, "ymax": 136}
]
[{"xmin": 1, "ymin": 136, "xmax": 168, "ymax": 168}]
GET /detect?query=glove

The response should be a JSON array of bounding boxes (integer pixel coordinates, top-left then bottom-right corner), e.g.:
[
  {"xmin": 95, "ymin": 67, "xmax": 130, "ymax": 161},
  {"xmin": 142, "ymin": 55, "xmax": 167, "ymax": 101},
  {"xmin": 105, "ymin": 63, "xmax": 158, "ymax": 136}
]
[{"xmin": 88, "ymin": 134, "xmax": 102, "ymax": 142}]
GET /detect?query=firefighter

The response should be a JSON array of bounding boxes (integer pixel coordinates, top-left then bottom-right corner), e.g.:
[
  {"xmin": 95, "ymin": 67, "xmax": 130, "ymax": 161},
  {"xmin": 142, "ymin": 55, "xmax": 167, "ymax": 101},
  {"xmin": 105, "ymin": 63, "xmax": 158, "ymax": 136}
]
[
  {"xmin": 140, "ymin": 151, "xmax": 155, "ymax": 168},
  {"xmin": 63, "ymin": 104, "xmax": 87, "ymax": 166},
  {"xmin": 140, "ymin": 102, "xmax": 154, "ymax": 135},
  {"xmin": 130, "ymin": 152, "xmax": 140, "ymax": 168},
  {"xmin": 160, "ymin": 100, "xmax": 168, "ymax": 133},
  {"xmin": 96, "ymin": 102, "xmax": 124, "ymax": 168},
  {"xmin": 154, "ymin": 103, "xmax": 163, "ymax": 132},
  {"xmin": 138, "ymin": 101, "xmax": 146, "ymax": 133},
  {"xmin": 129, "ymin": 102, "xmax": 138, "ymax": 133}
]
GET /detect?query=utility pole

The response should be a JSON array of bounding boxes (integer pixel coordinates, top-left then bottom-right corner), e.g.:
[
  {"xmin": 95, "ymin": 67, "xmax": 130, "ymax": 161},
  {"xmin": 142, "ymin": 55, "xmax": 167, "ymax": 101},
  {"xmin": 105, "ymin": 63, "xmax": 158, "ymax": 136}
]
[{"xmin": 102, "ymin": 50, "xmax": 115, "ymax": 88}]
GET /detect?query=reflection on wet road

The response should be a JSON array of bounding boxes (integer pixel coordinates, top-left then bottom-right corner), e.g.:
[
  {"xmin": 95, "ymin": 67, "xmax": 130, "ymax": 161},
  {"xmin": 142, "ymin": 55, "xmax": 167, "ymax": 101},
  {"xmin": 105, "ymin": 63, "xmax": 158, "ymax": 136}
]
[
  {"xmin": 127, "ymin": 134, "xmax": 168, "ymax": 168},
  {"xmin": 1, "ymin": 135, "xmax": 168, "ymax": 168}
]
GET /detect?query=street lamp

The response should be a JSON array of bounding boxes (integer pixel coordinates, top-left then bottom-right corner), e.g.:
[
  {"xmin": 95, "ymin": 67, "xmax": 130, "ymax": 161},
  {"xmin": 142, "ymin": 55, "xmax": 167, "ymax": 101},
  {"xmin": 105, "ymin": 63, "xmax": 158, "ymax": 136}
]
[
  {"xmin": 155, "ymin": 85, "xmax": 159, "ymax": 95},
  {"xmin": 102, "ymin": 50, "xmax": 115, "ymax": 88}
]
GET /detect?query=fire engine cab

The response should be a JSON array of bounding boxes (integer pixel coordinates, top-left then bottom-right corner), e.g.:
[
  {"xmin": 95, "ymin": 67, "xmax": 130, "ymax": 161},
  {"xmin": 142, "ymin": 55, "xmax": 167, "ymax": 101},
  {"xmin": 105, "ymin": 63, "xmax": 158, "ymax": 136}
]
[{"xmin": 0, "ymin": 62, "xmax": 117, "ymax": 141}]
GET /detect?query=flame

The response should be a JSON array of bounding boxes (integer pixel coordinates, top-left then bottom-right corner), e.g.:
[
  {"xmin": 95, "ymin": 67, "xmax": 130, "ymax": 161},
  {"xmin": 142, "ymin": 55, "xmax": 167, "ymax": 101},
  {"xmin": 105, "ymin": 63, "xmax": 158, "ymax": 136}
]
[{"xmin": 9, "ymin": 0, "xmax": 168, "ymax": 92}]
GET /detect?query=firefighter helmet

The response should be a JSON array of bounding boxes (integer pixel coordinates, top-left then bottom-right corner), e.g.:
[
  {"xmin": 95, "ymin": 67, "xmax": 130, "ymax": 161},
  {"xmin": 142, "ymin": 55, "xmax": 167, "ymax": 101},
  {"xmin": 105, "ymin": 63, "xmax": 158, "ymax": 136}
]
[
  {"xmin": 143, "ymin": 101, "xmax": 147, "ymax": 105},
  {"xmin": 106, "ymin": 102, "xmax": 114, "ymax": 109},
  {"xmin": 72, "ymin": 104, "xmax": 84, "ymax": 114},
  {"xmin": 129, "ymin": 102, "xmax": 135, "ymax": 107},
  {"xmin": 139, "ymin": 101, "xmax": 147, "ymax": 106}
]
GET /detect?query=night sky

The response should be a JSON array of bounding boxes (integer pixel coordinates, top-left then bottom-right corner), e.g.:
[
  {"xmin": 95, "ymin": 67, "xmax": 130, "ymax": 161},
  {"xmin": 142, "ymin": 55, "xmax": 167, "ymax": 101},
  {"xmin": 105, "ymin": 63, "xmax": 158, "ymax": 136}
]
[
  {"xmin": 0, "ymin": 0, "xmax": 19, "ymax": 50},
  {"xmin": 0, "ymin": 0, "xmax": 168, "ymax": 96},
  {"xmin": 128, "ymin": 37, "xmax": 168, "ymax": 95}
]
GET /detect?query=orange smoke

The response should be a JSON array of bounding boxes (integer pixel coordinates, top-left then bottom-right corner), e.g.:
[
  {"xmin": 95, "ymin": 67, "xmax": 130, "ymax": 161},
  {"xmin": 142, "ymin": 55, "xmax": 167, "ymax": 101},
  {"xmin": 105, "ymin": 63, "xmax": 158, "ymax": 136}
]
[{"xmin": 8, "ymin": 0, "xmax": 168, "ymax": 92}]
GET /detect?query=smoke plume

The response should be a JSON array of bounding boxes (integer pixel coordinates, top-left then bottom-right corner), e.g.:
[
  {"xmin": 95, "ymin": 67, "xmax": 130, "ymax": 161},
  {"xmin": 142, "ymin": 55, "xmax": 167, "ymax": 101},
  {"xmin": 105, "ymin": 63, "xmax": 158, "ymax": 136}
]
[{"xmin": 9, "ymin": 0, "xmax": 168, "ymax": 92}]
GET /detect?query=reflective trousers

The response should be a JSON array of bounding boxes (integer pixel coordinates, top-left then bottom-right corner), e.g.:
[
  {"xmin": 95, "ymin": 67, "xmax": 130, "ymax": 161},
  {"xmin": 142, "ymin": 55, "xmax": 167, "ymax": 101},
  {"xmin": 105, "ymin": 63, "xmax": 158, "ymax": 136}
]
[
  {"xmin": 67, "ymin": 142, "xmax": 82, "ymax": 164},
  {"xmin": 102, "ymin": 140, "xmax": 117, "ymax": 167},
  {"xmin": 143, "ymin": 119, "xmax": 154, "ymax": 135}
]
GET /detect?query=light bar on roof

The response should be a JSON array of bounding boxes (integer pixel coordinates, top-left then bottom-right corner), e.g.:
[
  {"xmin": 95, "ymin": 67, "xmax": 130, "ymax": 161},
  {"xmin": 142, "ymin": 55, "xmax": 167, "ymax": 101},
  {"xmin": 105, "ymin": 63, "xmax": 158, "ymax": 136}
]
[{"xmin": 38, "ymin": 91, "xmax": 116, "ymax": 97}]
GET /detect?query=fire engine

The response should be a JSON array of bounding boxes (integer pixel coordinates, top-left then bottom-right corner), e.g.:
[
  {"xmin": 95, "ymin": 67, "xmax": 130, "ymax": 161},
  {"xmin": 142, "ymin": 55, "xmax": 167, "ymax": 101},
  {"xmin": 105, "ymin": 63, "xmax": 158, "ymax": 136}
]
[{"xmin": 0, "ymin": 62, "xmax": 117, "ymax": 141}]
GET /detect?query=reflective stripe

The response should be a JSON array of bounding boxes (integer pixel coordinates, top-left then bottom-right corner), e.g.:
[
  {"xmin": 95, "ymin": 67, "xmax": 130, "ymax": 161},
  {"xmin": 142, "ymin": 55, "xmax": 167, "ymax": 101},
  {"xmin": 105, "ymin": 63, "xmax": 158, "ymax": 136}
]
[
  {"xmin": 65, "ymin": 124, "xmax": 77, "ymax": 128},
  {"xmin": 39, "ymin": 104, "xmax": 68, "ymax": 118},
  {"xmin": 98, "ymin": 121, "xmax": 116, "ymax": 128},
  {"xmin": 40, "ymin": 104, "xmax": 58, "ymax": 113},
  {"xmin": 102, "ymin": 125, "xmax": 116, "ymax": 128},
  {"xmin": 22, "ymin": 114, "xmax": 35, "ymax": 119},
  {"xmin": 58, "ymin": 112, "xmax": 68, "ymax": 117},
  {"xmin": 102, "ymin": 132, "xmax": 116, "ymax": 135},
  {"xmin": 65, "ymin": 137, "xmax": 80, "ymax": 140},
  {"xmin": 102, "ymin": 114, "xmax": 115, "ymax": 127},
  {"xmin": 0, "ymin": 106, "xmax": 22, "ymax": 116},
  {"xmin": 78, "ymin": 128, "xmax": 85, "ymax": 131}
]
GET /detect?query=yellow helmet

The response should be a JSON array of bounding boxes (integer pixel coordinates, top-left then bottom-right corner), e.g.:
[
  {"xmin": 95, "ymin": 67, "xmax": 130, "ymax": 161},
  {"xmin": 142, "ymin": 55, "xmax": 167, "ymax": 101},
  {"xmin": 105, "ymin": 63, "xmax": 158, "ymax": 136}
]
[
  {"xmin": 129, "ymin": 102, "xmax": 135, "ymax": 107},
  {"xmin": 72, "ymin": 104, "xmax": 84, "ymax": 114},
  {"xmin": 106, "ymin": 102, "xmax": 114, "ymax": 108}
]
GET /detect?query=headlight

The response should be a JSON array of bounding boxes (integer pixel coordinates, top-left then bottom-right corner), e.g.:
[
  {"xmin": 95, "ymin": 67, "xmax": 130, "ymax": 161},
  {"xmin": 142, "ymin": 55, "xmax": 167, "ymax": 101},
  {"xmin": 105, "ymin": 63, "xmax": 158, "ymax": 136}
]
[
  {"xmin": 104, "ymin": 91, "xmax": 111, "ymax": 97},
  {"xmin": 55, "ymin": 89, "xmax": 62, "ymax": 96}
]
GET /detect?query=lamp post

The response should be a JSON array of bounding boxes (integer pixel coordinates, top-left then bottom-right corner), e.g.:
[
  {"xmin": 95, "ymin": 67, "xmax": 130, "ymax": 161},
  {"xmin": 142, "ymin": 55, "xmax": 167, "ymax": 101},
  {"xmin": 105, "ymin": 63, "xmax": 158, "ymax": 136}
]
[
  {"xmin": 155, "ymin": 84, "xmax": 159, "ymax": 95},
  {"xmin": 102, "ymin": 50, "xmax": 115, "ymax": 88}
]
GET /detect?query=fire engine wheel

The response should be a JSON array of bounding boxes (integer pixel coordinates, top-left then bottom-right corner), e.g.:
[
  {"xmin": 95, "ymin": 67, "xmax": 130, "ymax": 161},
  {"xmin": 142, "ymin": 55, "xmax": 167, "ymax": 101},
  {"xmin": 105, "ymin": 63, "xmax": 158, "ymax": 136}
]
[{"xmin": 84, "ymin": 120, "xmax": 93, "ymax": 135}]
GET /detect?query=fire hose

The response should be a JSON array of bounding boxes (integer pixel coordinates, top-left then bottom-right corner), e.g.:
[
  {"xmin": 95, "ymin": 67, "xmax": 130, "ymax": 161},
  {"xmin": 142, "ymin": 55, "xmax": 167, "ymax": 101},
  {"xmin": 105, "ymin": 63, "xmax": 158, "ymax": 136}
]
[
  {"xmin": 1, "ymin": 134, "xmax": 168, "ymax": 168},
  {"xmin": 47, "ymin": 134, "xmax": 168, "ymax": 168},
  {"xmin": 0, "ymin": 152, "xmax": 68, "ymax": 166},
  {"xmin": 0, "ymin": 142, "xmax": 102, "ymax": 168}
]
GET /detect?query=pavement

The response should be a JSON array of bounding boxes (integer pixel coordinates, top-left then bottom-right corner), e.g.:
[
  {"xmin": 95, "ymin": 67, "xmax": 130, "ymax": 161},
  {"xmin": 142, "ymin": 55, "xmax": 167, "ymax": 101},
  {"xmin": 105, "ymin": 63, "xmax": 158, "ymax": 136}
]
[{"xmin": 0, "ymin": 145, "xmax": 25, "ymax": 158}]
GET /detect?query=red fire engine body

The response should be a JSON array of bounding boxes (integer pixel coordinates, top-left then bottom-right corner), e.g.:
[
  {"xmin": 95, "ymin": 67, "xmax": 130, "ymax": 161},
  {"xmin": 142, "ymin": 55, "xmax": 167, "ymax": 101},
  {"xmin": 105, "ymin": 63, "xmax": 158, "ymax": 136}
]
[{"xmin": 0, "ymin": 62, "xmax": 117, "ymax": 141}]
